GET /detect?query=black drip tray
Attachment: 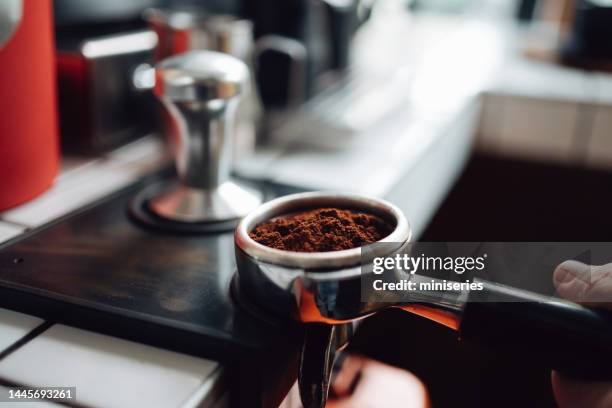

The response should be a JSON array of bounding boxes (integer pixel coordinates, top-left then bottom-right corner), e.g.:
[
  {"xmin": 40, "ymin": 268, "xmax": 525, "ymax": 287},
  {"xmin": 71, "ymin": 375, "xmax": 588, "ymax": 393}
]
[
  {"xmin": 129, "ymin": 181, "xmax": 243, "ymax": 234},
  {"xmin": 229, "ymin": 273, "xmax": 298, "ymax": 329},
  {"xmin": 0, "ymin": 174, "xmax": 301, "ymax": 363}
]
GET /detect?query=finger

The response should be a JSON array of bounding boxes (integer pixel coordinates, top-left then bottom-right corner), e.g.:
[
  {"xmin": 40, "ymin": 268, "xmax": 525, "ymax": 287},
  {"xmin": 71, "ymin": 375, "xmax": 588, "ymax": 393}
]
[
  {"xmin": 328, "ymin": 357, "xmax": 429, "ymax": 408},
  {"xmin": 351, "ymin": 359, "xmax": 428, "ymax": 408},
  {"xmin": 552, "ymin": 371, "xmax": 612, "ymax": 408},
  {"xmin": 553, "ymin": 260, "xmax": 591, "ymax": 302},
  {"xmin": 332, "ymin": 355, "xmax": 365, "ymax": 398},
  {"xmin": 554, "ymin": 261, "xmax": 612, "ymax": 309}
]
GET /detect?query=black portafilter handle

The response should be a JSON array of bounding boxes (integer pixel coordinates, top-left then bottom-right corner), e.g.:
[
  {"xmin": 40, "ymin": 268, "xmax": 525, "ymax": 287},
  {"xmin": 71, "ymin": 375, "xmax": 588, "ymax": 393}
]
[{"xmin": 459, "ymin": 280, "xmax": 612, "ymax": 379}]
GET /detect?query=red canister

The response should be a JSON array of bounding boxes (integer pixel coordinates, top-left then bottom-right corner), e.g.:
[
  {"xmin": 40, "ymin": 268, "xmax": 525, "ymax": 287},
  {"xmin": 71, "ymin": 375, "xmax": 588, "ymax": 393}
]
[{"xmin": 0, "ymin": 0, "xmax": 59, "ymax": 211}]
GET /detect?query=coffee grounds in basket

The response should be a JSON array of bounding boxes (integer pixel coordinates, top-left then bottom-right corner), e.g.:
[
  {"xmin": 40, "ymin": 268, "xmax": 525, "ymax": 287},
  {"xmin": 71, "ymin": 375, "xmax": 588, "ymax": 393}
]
[{"xmin": 249, "ymin": 208, "xmax": 392, "ymax": 252}]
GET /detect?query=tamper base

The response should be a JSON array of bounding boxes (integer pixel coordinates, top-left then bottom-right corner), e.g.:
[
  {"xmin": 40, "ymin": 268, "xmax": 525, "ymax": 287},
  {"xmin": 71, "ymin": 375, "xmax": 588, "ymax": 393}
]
[{"xmin": 149, "ymin": 181, "xmax": 262, "ymax": 223}]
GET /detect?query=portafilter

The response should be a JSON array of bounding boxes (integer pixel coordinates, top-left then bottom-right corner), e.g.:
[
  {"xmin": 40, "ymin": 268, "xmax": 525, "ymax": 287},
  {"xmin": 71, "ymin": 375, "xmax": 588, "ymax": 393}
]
[
  {"xmin": 235, "ymin": 192, "xmax": 612, "ymax": 407},
  {"xmin": 235, "ymin": 191, "xmax": 411, "ymax": 408}
]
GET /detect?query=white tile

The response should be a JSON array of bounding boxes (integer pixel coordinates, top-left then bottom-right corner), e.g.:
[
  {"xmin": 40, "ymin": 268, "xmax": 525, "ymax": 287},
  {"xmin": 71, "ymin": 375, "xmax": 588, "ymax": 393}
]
[
  {"xmin": 0, "ymin": 222, "xmax": 24, "ymax": 245},
  {"xmin": 1, "ymin": 168, "xmax": 136, "ymax": 227},
  {"xmin": 496, "ymin": 97, "xmax": 579, "ymax": 163},
  {"xmin": 593, "ymin": 73, "xmax": 612, "ymax": 106},
  {"xmin": 58, "ymin": 157, "xmax": 101, "ymax": 182},
  {"xmin": 586, "ymin": 105, "xmax": 612, "ymax": 169},
  {"xmin": 105, "ymin": 135, "xmax": 169, "ymax": 168},
  {"xmin": 0, "ymin": 325, "xmax": 219, "ymax": 408},
  {"xmin": 490, "ymin": 57, "xmax": 593, "ymax": 104},
  {"xmin": 48, "ymin": 159, "xmax": 126, "ymax": 195},
  {"xmin": 0, "ymin": 308, "xmax": 43, "ymax": 353},
  {"xmin": 103, "ymin": 135, "xmax": 170, "ymax": 186},
  {"xmin": 0, "ymin": 385, "xmax": 61, "ymax": 407},
  {"xmin": 180, "ymin": 368, "xmax": 224, "ymax": 408}
]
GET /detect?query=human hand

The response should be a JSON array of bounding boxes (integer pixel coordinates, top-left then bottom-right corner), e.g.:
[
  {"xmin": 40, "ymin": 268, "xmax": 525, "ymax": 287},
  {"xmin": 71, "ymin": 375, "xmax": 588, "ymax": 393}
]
[
  {"xmin": 552, "ymin": 260, "xmax": 612, "ymax": 408},
  {"xmin": 326, "ymin": 354, "xmax": 429, "ymax": 408}
]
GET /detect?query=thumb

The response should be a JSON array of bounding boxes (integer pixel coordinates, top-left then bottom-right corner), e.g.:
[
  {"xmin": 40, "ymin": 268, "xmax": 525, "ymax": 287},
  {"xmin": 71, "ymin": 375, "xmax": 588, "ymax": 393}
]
[
  {"xmin": 553, "ymin": 260, "xmax": 592, "ymax": 302},
  {"xmin": 554, "ymin": 261, "xmax": 612, "ymax": 309}
]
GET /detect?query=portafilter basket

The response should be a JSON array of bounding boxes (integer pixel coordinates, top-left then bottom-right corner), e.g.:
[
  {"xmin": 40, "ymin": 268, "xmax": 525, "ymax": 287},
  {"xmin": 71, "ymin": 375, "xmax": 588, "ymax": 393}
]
[{"xmin": 234, "ymin": 191, "xmax": 411, "ymax": 323}]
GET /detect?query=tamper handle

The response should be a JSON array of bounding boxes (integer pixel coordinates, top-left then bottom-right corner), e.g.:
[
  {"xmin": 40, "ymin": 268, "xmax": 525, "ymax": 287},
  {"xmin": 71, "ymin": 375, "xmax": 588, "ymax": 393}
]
[
  {"xmin": 154, "ymin": 50, "xmax": 249, "ymax": 190},
  {"xmin": 168, "ymin": 100, "xmax": 234, "ymax": 189}
]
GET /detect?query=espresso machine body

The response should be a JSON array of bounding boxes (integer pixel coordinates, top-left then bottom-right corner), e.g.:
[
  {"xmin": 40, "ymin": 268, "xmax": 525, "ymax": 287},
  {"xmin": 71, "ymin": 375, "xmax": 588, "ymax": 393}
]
[
  {"xmin": 56, "ymin": 29, "xmax": 158, "ymax": 153},
  {"xmin": 244, "ymin": 0, "xmax": 367, "ymax": 106}
]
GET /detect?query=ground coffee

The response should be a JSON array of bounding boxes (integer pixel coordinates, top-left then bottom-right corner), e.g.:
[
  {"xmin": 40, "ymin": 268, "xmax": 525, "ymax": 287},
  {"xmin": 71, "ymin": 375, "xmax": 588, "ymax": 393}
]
[{"xmin": 249, "ymin": 208, "xmax": 392, "ymax": 252}]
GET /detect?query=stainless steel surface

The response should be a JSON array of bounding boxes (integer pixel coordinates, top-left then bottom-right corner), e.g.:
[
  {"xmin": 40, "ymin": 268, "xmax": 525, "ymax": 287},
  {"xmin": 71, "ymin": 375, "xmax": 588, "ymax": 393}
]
[
  {"xmin": 149, "ymin": 183, "xmax": 262, "ymax": 223},
  {"xmin": 150, "ymin": 50, "xmax": 262, "ymax": 223},
  {"xmin": 154, "ymin": 50, "xmax": 247, "ymax": 186},
  {"xmin": 154, "ymin": 50, "xmax": 248, "ymax": 107},
  {"xmin": 234, "ymin": 191, "xmax": 412, "ymax": 323},
  {"xmin": 0, "ymin": 0, "xmax": 21, "ymax": 49},
  {"xmin": 57, "ymin": 30, "xmax": 158, "ymax": 152}
]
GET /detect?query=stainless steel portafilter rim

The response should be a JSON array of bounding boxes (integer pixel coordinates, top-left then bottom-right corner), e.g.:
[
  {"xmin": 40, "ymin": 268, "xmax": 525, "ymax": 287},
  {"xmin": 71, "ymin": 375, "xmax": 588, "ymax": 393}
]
[{"xmin": 234, "ymin": 191, "xmax": 411, "ymax": 271}]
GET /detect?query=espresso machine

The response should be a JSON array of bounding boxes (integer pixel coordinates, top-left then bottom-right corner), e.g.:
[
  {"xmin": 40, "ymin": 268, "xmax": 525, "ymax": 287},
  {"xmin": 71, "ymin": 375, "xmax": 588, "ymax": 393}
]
[{"xmin": 54, "ymin": 0, "xmax": 369, "ymax": 153}]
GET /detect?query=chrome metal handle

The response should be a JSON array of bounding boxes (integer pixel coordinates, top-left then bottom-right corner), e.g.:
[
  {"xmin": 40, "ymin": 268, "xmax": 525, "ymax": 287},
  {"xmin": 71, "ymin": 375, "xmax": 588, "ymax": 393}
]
[
  {"xmin": 154, "ymin": 50, "xmax": 249, "ymax": 190},
  {"xmin": 166, "ymin": 99, "xmax": 237, "ymax": 189}
]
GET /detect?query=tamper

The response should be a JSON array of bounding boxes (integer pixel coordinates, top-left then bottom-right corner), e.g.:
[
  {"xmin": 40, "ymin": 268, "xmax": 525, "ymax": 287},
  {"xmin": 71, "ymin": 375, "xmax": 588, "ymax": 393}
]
[{"xmin": 135, "ymin": 50, "xmax": 262, "ymax": 231}]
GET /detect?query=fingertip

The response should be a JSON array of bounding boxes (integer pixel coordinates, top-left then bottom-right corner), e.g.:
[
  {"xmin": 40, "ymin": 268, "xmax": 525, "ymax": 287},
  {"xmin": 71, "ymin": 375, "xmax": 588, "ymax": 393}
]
[
  {"xmin": 553, "ymin": 260, "xmax": 592, "ymax": 302},
  {"xmin": 332, "ymin": 354, "xmax": 365, "ymax": 398},
  {"xmin": 554, "ymin": 260, "xmax": 589, "ymax": 285}
]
